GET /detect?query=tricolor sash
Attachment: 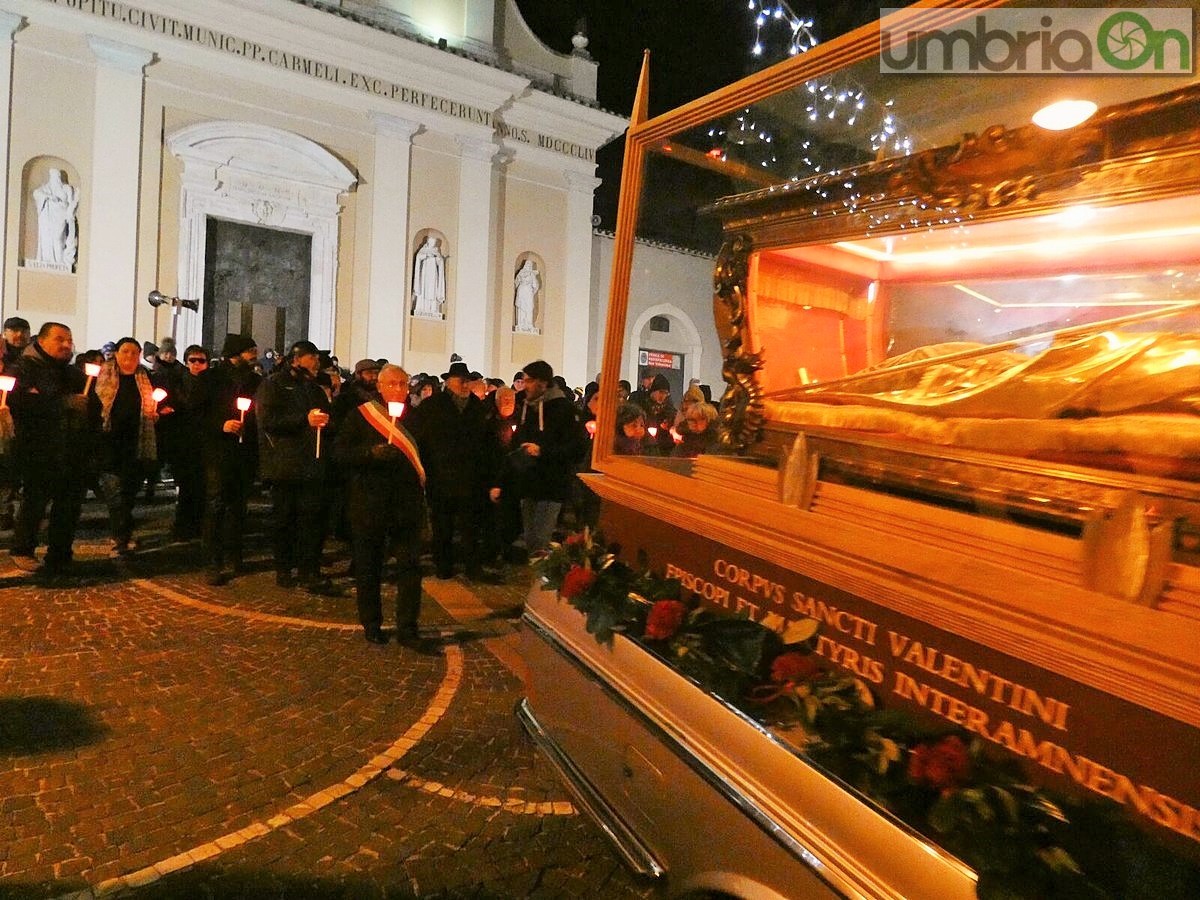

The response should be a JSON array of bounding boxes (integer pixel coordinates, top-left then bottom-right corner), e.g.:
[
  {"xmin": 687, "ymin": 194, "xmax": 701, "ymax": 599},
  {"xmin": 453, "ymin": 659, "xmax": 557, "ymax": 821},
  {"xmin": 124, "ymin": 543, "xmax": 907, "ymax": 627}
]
[{"xmin": 358, "ymin": 401, "xmax": 426, "ymax": 486}]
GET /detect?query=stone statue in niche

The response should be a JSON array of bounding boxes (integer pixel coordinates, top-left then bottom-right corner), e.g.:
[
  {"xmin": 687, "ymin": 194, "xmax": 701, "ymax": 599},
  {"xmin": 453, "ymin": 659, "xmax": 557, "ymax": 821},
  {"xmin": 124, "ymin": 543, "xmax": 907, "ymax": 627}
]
[
  {"xmin": 513, "ymin": 258, "xmax": 540, "ymax": 334},
  {"xmin": 412, "ymin": 236, "xmax": 446, "ymax": 319},
  {"xmin": 32, "ymin": 169, "xmax": 79, "ymax": 271}
]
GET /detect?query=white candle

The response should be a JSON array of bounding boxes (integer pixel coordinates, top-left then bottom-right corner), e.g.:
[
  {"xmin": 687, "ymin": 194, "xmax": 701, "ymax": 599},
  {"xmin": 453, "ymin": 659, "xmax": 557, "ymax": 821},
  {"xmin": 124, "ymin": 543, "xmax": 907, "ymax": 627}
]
[
  {"xmin": 236, "ymin": 396, "xmax": 252, "ymax": 443},
  {"xmin": 387, "ymin": 400, "xmax": 404, "ymax": 446},
  {"xmin": 83, "ymin": 362, "xmax": 101, "ymax": 394},
  {"xmin": 151, "ymin": 387, "xmax": 168, "ymax": 404},
  {"xmin": 0, "ymin": 374, "xmax": 14, "ymax": 408}
]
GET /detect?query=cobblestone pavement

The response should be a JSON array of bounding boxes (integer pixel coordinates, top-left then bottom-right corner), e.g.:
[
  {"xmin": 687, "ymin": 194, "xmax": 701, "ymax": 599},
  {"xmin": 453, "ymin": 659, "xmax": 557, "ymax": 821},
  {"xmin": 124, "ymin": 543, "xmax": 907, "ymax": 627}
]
[{"xmin": 0, "ymin": 493, "xmax": 656, "ymax": 898}]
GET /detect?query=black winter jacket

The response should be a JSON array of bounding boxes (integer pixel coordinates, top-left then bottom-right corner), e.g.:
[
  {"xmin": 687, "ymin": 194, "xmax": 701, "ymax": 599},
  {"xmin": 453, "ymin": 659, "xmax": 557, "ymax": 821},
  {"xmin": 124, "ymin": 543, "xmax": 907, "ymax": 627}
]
[{"xmin": 256, "ymin": 366, "xmax": 330, "ymax": 483}]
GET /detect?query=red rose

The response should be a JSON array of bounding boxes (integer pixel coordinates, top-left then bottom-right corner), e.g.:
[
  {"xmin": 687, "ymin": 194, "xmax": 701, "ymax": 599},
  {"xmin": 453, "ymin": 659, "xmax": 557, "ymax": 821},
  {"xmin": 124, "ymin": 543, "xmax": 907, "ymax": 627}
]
[
  {"xmin": 908, "ymin": 735, "xmax": 971, "ymax": 793},
  {"xmin": 770, "ymin": 651, "xmax": 821, "ymax": 684},
  {"xmin": 560, "ymin": 565, "xmax": 597, "ymax": 599},
  {"xmin": 644, "ymin": 600, "xmax": 687, "ymax": 641},
  {"xmin": 565, "ymin": 533, "xmax": 586, "ymax": 546}
]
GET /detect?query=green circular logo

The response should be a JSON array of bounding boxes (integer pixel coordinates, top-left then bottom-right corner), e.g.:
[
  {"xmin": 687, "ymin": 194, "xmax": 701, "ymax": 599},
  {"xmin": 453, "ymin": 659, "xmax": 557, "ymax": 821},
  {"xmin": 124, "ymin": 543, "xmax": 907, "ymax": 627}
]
[{"xmin": 1098, "ymin": 11, "xmax": 1156, "ymax": 70}]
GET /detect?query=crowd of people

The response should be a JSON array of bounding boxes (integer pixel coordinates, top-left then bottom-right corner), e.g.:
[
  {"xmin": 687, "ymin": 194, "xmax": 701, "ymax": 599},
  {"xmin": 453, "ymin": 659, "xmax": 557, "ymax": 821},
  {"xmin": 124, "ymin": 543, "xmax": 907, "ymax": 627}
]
[{"xmin": 0, "ymin": 315, "xmax": 719, "ymax": 647}]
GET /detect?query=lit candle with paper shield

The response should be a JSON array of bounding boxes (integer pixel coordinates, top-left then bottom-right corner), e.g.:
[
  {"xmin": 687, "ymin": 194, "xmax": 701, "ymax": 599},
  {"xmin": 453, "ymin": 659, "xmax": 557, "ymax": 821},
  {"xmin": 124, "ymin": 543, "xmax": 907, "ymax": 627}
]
[
  {"xmin": 387, "ymin": 401, "xmax": 404, "ymax": 446},
  {"xmin": 0, "ymin": 375, "xmax": 14, "ymax": 407},
  {"xmin": 236, "ymin": 396, "xmax": 252, "ymax": 443},
  {"xmin": 83, "ymin": 362, "xmax": 101, "ymax": 394}
]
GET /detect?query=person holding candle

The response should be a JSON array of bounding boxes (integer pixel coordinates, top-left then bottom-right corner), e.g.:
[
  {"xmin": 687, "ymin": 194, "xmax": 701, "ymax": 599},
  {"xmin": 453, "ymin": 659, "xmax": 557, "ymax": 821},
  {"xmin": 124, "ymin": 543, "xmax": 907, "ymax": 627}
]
[
  {"xmin": 9, "ymin": 322, "xmax": 97, "ymax": 575},
  {"xmin": 636, "ymin": 373, "xmax": 677, "ymax": 455},
  {"xmin": 671, "ymin": 401, "xmax": 719, "ymax": 459},
  {"xmin": 334, "ymin": 364, "xmax": 434, "ymax": 651},
  {"xmin": 197, "ymin": 333, "xmax": 261, "ymax": 586},
  {"xmin": 255, "ymin": 339, "xmax": 335, "ymax": 593},
  {"xmin": 491, "ymin": 359, "xmax": 587, "ymax": 557},
  {"xmin": 162, "ymin": 345, "xmax": 209, "ymax": 542},
  {"xmin": 613, "ymin": 402, "xmax": 651, "ymax": 456},
  {"xmin": 94, "ymin": 337, "xmax": 159, "ymax": 557}
]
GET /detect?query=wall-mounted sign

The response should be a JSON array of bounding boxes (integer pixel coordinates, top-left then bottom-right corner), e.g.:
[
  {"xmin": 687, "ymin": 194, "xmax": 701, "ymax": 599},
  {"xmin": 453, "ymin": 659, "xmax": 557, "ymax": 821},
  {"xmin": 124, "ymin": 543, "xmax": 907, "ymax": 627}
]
[{"xmin": 643, "ymin": 350, "xmax": 678, "ymax": 369}]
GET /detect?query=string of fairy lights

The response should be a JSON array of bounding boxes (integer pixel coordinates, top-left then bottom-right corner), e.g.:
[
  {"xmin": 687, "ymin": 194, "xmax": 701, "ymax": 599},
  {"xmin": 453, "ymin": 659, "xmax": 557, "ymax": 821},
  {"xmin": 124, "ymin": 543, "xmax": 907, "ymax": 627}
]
[{"xmin": 705, "ymin": 0, "xmax": 918, "ymax": 219}]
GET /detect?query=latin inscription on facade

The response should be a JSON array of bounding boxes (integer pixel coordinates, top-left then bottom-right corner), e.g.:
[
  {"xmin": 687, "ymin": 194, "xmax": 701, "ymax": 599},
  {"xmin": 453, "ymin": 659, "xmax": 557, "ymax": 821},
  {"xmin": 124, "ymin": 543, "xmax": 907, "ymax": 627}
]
[{"xmin": 47, "ymin": 0, "xmax": 600, "ymax": 163}]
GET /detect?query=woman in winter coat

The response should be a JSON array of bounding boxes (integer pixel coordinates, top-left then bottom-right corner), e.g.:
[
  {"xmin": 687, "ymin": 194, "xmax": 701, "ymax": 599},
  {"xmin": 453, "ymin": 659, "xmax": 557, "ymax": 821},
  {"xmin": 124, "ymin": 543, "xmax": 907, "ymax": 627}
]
[{"xmin": 95, "ymin": 337, "xmax": 158, "ymax": 555}]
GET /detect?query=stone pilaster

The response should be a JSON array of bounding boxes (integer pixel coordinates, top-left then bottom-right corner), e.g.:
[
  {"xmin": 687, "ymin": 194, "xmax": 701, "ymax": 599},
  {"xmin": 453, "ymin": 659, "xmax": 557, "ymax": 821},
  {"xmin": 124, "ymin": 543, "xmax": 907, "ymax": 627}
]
[
  {"xmin": 365, "ymin": 112, "xmax": 420, "ymax": 361},
  {"xmin": 0, "ymin": 12, "xmax": 23, "ymax": 321},
  {"xmin": 85, "ymin": 35, "xmax": 154, "ymax": 350},
  {"xmin": 452, "ymin": 135, "xmax": 501, "ymax": 371},
  {"xmin": 561, "ymin": 170, "xmax": 601, "ymax": 387}
]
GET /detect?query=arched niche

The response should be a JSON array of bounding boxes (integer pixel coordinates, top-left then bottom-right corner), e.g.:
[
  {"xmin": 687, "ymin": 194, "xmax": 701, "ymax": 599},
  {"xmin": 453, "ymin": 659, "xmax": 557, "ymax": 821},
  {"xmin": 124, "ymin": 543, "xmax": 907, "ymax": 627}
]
[
  {"xmin": 166, "ymin": 121, "xmax": 357, "ymax": 351},
  {"xmin": 21, "ymin": 156, "xmax": 82, "ymax": 273},
  {"xmin": 411, "ymin": 227, "xmax": 450, "ymax": 320},
  {"xmin": 627, "ymin": 302, "xmax": 705, "ymax": 387},
  {"xmin": 512, "ymin": 250, "xmax": 545, "ymax": 335}
]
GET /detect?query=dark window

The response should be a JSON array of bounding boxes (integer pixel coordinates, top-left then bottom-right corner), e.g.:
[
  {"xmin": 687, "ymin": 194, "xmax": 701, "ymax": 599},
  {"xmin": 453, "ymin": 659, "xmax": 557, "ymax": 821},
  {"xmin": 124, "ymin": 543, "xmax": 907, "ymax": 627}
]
[{"xmin": 649, "ymin": 315, "xmax": 670, "ymax": 333}]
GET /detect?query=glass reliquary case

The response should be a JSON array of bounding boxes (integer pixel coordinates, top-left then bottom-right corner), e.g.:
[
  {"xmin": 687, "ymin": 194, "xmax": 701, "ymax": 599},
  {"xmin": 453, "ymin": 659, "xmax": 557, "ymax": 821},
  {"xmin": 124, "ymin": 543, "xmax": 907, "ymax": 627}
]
[{"xmin": 599, "ymin": 1, "xmax": 1200, "ymax": 588}]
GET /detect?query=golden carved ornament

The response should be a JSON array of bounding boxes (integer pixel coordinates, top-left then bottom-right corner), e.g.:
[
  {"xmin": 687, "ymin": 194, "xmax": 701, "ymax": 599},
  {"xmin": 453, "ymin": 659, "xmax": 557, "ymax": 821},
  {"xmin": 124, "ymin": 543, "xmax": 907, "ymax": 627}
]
[{"xmin": 713, "ymin": 234, "xmax": 764, "ymax": 453}]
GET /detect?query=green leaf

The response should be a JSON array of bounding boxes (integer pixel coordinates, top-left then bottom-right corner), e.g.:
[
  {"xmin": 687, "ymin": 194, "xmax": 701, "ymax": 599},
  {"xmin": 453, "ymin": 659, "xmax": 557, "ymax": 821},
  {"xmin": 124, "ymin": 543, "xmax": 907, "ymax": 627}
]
[
  {"xmin": 928, "ymin": 794, "xmax": 958, "ymax": 833},
  {"xmin": 1037, "ymin": 846, "xmax": 1083, "ymax": 875}
]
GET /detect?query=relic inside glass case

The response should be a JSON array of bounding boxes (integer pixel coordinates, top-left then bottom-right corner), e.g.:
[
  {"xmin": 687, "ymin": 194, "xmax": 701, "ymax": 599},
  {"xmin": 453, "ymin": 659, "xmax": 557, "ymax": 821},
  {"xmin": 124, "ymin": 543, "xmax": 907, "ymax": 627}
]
[{"xmin": 614, "ymin": 43, "xmax": 1200, "ymax": 553}]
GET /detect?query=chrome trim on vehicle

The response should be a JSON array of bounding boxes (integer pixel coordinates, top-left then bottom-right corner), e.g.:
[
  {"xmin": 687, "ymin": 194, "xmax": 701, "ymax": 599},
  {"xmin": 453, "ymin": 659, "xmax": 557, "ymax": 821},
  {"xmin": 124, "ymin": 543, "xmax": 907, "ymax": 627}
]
[
  {"xmin": 525, "ymin": 609, "xmax": 964, "ymax": 897},
  {"xmin": 516, "ymin": 697, "xmax": 666, "ymax": 880}
]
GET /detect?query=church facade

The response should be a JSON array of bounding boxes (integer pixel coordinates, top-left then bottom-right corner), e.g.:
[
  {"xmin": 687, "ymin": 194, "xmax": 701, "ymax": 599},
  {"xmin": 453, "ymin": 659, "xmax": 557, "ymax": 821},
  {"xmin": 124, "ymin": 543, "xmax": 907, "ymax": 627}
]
[{"xmin": 0, "ymin": 0, "xmax": 626, "ymax": 384}]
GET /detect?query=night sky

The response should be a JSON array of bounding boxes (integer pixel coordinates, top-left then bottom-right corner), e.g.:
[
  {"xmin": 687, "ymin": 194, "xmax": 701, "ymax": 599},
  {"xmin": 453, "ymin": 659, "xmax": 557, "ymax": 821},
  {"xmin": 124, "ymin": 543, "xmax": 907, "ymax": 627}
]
[{"xmin": 515, "ymin": 0, "xmax": 887, "ymax": 247}]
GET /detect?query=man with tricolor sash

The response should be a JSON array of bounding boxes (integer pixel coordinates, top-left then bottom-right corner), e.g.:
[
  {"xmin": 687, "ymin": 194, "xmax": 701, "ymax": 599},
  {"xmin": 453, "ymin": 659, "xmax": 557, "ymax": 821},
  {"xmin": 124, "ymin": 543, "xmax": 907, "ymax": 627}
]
[{"xmin": 333, "ymin": 364, "xmax": 436, "ymax": 651}]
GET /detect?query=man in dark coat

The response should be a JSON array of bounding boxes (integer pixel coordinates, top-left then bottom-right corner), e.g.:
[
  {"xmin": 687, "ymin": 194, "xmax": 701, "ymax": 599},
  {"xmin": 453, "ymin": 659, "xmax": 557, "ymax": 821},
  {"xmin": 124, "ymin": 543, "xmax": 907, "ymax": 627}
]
[
  {"xmin": 198, "ymin": 333, "xmax": 261, "ymax": 585},
  {"xmin": 10, "ymin": 322, "xmax": 98, "ymax": 574},
  {"xmin": 162, "ymin": 344, "xmax": 209, "ymax": 541},
  {"xmin": 334, "ymin": 364, "xmax": 435, "ymax": 651},
  {"xmin": 409, "ymin": 360, "xmax": 498, "ymax": 581},
  {"xmin": 492, "ymin": 359, "xmax": 586, "ymax": 556},
  {"xmin": 256, "ymin": 340, "xmax": 334, "ymax": 592}
]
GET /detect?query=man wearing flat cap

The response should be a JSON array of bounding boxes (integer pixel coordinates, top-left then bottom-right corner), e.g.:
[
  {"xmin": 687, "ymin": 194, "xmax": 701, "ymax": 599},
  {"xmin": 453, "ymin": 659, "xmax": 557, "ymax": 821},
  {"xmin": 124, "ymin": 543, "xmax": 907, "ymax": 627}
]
[
  {"xmin": 197, "ymin": 333, "xmax": 261, "ymax": 585},
  {"xmin": 408, "ymin": 360, "xmax": 499, "ymax": 582},
  {"xmin": 256, "ymin": 339, "xmax": 335, "ymax": 593}
]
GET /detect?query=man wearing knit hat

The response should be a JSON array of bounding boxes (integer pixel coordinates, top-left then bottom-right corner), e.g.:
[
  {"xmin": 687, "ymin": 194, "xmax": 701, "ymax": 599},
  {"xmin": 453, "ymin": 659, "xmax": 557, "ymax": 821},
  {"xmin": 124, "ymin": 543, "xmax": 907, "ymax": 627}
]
[
  {"xmin": 491, "ymin": 359, "xmax": 586, "ymax": 556},
  {"xmin": 198, "ymin": 333, "xmax": 260, "ymax": 585}
]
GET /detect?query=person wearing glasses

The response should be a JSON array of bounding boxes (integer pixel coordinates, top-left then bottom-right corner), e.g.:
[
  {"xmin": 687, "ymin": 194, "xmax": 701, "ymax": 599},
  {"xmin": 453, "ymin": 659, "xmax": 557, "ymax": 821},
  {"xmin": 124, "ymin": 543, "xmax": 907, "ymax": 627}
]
[{"xmin": 164, "ymin": 345, "xmax": 210, "ymax": 542}]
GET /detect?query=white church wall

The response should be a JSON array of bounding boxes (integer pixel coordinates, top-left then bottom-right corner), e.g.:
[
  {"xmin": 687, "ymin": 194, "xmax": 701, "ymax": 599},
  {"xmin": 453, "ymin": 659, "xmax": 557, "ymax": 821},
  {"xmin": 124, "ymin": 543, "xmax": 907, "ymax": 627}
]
[
  {"xmin": 589, "ymin": 232, "xmax": 721, "ymax": 394},
  {"xmin": 0, "ymin": 0, "xmax": 623, "ymax": 379}
]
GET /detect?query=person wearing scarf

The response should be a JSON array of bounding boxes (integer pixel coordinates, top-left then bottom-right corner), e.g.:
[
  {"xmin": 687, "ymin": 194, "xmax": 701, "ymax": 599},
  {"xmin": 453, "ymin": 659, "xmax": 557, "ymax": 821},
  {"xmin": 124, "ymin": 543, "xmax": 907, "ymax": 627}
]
[
  {"xmin": 333, "ymin": 364, "xmax": 435, "ymax": 651},
  {"xmin": 95, "ymin": 337, "xmax": 158, "ymax": 556}
]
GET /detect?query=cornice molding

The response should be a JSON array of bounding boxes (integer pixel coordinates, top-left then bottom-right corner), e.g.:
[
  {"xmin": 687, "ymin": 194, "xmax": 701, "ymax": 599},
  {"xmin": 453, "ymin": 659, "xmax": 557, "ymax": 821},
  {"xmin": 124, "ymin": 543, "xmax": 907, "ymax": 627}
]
[
  {"xmin": 87, "ymin": 34, "xmax": 155, "ymax": 73},
  {"xmin": 368, "ymin": 111, "xmax": 421, "ymax": 142},
  {"xmin": 0, "ymin": 11, "xmax": 24, "ymax": 41}
]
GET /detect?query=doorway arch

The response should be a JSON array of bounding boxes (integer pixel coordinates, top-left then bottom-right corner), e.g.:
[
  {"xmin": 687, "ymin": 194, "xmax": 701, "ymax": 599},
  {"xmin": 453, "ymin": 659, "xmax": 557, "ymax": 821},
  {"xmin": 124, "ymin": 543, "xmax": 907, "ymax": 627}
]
[{"xmin": 167, "ymin": 121, "xmax": 356, "ymax": 351}]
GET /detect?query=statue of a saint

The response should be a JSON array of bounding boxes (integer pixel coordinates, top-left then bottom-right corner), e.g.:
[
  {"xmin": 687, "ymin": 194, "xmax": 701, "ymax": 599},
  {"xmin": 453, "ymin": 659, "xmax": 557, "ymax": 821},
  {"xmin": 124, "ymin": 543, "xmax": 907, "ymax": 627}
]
[
  {"xmin": 514, "ymin": 259, "xmax": 540, "ymax": 334},
  {"xmin": 412, "ymin": 236, "xmax": 446, "ymax": 319},
  {"xmin": 33, "ymin": 169, "xmax": 79, "ymax": 270}
]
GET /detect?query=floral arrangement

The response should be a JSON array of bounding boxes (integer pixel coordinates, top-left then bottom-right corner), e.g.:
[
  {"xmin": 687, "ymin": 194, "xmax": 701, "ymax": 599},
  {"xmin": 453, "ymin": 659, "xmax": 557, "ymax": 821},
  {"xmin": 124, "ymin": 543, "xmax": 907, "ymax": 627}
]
[{"xmin": 535, "ymin": 529, "xmax": 1199, "ymax": 900}]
